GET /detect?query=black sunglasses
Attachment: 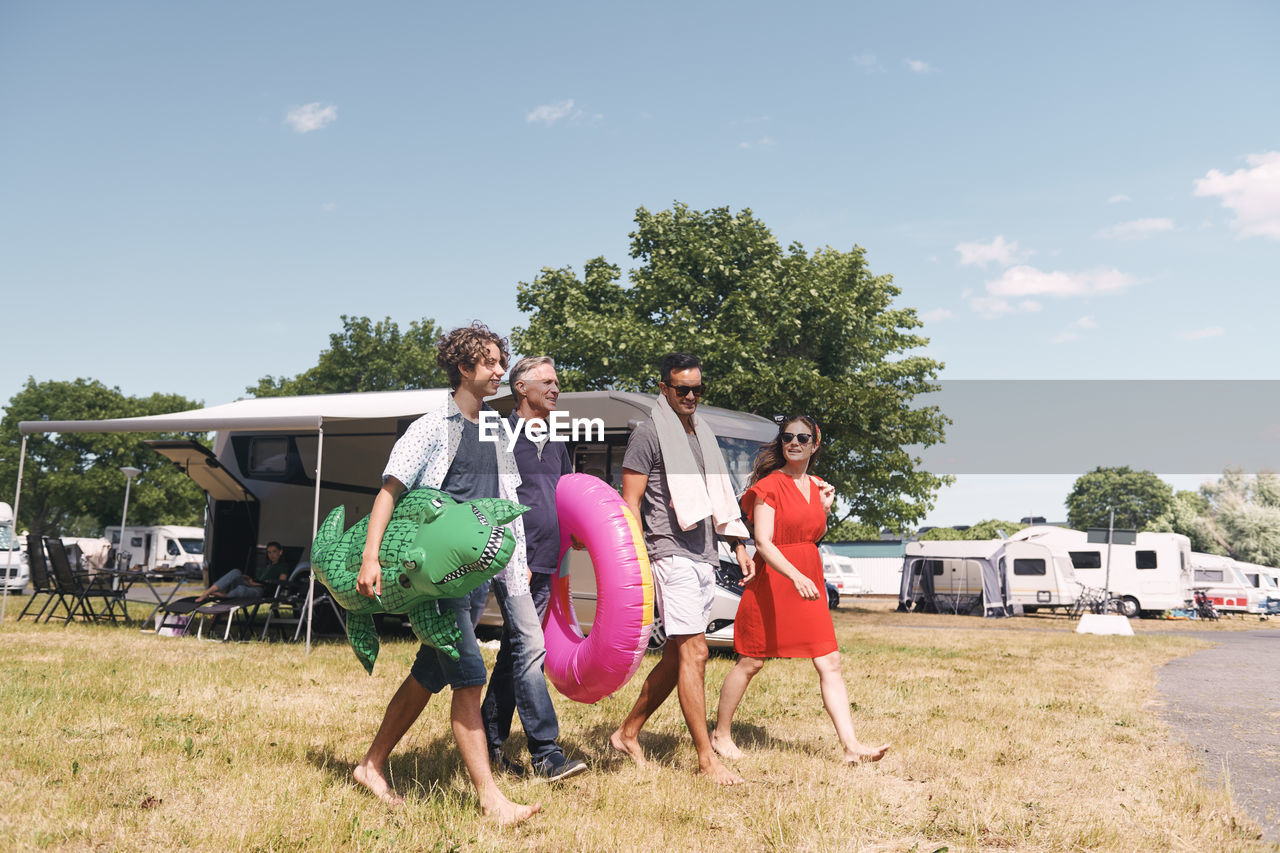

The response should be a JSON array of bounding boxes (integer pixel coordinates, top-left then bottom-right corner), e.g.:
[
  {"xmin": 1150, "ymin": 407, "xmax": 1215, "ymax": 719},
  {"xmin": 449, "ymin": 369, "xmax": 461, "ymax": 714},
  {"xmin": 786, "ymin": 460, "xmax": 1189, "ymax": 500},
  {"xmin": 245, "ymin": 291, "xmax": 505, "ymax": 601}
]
[
  {"xmin": 666, "ymin": 383, "xmax": 705, "ymax": 398},
  {"xmin": 780, "ymin": 432, "xmax": 814, "ymax": 445}
]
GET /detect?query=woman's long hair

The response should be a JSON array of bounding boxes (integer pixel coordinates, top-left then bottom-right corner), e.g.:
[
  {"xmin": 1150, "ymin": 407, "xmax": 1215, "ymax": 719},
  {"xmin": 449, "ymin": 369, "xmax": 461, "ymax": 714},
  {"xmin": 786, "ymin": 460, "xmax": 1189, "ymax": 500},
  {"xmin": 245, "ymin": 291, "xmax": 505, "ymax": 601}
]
[{"xmin": 748, "ymin": 415, "xmax": 821, "ymax": 487}]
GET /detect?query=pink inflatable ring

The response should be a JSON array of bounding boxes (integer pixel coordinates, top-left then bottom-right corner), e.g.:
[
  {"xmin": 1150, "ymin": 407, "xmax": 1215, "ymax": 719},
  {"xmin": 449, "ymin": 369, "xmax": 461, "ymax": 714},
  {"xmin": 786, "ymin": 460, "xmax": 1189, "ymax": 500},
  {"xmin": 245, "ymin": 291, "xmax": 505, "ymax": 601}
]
[{"xmin": 543, "ymin": 473, "xmax": 653, "ymax": 704}]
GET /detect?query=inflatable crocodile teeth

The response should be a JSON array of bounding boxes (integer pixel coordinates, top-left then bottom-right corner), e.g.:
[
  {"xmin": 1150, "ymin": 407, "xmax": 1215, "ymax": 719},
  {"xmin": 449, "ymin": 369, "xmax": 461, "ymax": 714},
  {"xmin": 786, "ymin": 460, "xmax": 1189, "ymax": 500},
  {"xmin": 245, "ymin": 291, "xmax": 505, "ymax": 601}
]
[{"xmin": 311, "ymin": 488, "xmax": 528, "ymax": 674}]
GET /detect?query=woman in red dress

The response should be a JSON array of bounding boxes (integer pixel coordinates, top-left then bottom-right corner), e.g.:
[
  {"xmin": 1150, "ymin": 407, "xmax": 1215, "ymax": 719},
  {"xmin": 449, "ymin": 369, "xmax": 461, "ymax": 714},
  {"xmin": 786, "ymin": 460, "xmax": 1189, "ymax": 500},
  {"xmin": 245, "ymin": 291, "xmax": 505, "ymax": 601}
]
[{"xmin": 711, "ymin": 416, "xmax": 889, "ymax": 764}]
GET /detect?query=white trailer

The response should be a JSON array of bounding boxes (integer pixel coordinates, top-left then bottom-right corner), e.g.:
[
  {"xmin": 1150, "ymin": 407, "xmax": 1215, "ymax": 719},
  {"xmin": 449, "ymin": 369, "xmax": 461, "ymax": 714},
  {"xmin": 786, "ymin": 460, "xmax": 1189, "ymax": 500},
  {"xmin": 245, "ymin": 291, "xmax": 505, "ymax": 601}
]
[
  {"xmin": 1008, "ymin": 526, "xmax": 1193, "ymax": 617},
  {"xmin": 1236, "ymin": 560, "xmax": 1280, "ymax": 613},
  {"xmin": 993, "ymin": 533, "xmax": 1078, "ymax": 612},
  {"xmin": 0, "ymin": 502, "xmax": 29, "ymax": 593},
  {"xmin": 1190, "ymin": 552, "xmax": 1264, "ymax": 614},
  {"xmin": 103, "ymin": 524, "xmax": 205, "ymax": 573}
]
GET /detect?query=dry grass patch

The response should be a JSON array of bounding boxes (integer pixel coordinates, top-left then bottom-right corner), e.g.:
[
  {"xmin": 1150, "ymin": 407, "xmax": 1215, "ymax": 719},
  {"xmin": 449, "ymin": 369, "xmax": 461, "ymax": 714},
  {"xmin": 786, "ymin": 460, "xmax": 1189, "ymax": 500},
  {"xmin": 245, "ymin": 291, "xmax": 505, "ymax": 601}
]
[{"xmin": 0, "ymin": 612, "xmax": 1269, "ymax": 851}]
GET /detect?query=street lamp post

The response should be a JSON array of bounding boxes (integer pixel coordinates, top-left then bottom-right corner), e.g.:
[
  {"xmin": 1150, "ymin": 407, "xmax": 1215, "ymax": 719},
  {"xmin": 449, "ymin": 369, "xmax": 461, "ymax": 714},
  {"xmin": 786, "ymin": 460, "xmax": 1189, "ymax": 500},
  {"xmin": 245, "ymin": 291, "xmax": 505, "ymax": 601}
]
[{"xmin": 118, "ymin": 467, "xmax": 141, "ymax": 571}]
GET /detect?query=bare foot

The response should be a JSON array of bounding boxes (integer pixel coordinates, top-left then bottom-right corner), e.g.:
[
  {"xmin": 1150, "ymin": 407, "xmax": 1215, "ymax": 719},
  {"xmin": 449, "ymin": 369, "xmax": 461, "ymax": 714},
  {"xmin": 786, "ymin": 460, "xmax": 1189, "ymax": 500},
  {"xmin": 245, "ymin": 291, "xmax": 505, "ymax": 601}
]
[
  {"xmin": 845, "ymin": 743, "xmax": 891, "ymax": 765},
  {"xmin": 709, "ymin": 730, "xmax": 743, "ymax": 762},
  {"xmin": 609, "ymin": 728, "xmax": 647, "ymax": 766},
  {"xmin": 353, "ymin": 761, "xmax": 404, "ymax": 805},
  {"xmin": 698, "ymin": 757, "xmax": 744, "ymax": 786},
  {"xmin": 480, "ymin": 797, "xmax": 542, "ymax": 826}
]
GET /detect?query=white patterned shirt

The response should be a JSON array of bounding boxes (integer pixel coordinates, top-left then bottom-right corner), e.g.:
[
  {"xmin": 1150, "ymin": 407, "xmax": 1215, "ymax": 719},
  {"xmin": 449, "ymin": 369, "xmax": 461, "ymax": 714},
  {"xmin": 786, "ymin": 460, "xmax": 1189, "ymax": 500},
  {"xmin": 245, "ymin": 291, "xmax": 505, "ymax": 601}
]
[{"xmin": 382, "ymin": 394, "xmax": 529, "ymax": 595}]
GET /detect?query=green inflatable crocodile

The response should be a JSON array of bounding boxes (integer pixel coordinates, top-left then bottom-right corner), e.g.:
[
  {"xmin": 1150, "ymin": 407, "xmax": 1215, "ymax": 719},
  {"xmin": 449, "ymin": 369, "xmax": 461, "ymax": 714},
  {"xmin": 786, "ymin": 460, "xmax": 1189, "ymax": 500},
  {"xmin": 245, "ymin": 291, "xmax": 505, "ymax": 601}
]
[{"xmin": 311, "ymin": 487, "xmax": 528, "ymax": 674}]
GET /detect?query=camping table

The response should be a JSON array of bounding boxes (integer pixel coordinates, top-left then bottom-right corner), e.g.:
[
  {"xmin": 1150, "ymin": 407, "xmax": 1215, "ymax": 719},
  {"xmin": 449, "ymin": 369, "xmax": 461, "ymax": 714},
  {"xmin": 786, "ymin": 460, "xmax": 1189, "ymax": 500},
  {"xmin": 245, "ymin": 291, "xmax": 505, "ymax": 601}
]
[{"xmin": 93, "ymin": 568, "xmax": 188, "ymax": 628}]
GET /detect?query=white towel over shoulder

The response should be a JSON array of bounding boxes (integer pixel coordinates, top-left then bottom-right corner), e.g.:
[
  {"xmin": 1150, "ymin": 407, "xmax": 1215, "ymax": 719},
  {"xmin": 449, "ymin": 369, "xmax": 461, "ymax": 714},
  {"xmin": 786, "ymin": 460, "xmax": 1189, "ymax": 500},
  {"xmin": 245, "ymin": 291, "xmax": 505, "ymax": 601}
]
[{"xmin": 651, "ymin": 394, "xmax": 750, "ymax": 538}]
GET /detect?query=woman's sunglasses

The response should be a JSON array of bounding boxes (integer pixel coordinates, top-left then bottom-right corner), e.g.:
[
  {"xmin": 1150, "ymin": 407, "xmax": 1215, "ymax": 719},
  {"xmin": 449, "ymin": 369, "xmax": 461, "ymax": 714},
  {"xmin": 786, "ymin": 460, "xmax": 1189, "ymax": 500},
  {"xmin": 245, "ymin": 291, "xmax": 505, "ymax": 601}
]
[{"xmin": 780, "ymin": 432, "xmax": 814, "ymax": 445}]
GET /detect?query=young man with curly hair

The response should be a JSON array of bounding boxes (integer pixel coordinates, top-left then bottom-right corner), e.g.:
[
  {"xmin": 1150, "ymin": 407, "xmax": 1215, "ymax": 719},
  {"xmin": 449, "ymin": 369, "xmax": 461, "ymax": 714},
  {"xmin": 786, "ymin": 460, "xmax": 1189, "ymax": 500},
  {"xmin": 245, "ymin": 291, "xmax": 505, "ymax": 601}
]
[{"xmin": 352, "ymin": 322, "xmax": 540, "ymax": 825}]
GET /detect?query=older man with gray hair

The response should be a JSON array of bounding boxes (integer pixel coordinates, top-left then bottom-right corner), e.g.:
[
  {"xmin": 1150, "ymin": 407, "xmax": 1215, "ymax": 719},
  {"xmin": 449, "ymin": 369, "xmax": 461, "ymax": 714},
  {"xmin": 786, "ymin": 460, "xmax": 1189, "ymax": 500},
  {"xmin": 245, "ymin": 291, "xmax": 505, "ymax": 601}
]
[{"xmin": 480, "ymin": 356, "xmax": 587, "ymax": 781}]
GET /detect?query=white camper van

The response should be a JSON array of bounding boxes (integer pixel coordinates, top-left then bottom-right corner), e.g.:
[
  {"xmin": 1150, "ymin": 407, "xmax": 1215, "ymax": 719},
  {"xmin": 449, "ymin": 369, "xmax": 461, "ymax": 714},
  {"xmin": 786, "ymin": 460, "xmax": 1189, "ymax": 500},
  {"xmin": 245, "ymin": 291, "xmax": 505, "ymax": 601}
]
[
  {"xmin": 1236, "ymin": 560, "xmax": 1280, "ymax": 613},
  {"xmin": 1008, "ymin": 526, "xmax": 1192, "ymax": 617},
  {"xmin": 129, "ymin": 389, "xmax": 776, "ymax": 647},
  {"xmin": 1190, "ymin": 552, "xmax": 1262, "ymax": 614},
  {"xmin": 104, "ymin": 525, "xmax": 205, "ymax": 575},
  {"xmin": 0, "ymin": 502, "xmax": 29, "ymax": 593},
  {"xmin": 994, "ymin": 534, "xmax": 1077, "ymax": 612}
]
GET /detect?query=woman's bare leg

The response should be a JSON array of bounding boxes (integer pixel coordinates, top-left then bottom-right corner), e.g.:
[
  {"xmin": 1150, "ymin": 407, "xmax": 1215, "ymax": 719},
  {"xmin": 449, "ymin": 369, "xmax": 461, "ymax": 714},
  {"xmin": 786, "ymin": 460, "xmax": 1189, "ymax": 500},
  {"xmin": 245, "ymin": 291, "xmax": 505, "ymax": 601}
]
[
  {"xmin": 711, "ymin": 656, "xmax": 765, "ymax": 760},
  {"xmin": 813, "ymin": 651, "xmax": 889, "ymax": 763}
]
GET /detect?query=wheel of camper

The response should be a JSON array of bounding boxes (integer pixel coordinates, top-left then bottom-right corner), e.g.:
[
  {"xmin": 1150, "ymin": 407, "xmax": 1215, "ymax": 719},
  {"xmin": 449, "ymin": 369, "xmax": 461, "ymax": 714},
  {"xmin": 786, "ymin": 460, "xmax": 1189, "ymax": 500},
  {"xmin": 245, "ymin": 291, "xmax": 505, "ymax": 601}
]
[{"xmin": 1118, "ymin": 596, "xmax": 1140, "ymax": 618}]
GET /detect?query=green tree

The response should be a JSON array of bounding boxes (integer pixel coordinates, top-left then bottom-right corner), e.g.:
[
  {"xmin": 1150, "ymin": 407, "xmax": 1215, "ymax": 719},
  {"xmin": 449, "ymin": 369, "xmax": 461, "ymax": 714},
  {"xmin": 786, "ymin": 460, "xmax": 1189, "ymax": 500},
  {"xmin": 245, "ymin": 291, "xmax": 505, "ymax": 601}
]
[
  {"xmin": 249, "ymin": 315, "xmax": 448, "ymax": 396},
  {"xmin": 919, "ymin": 518, "xmax": 1024, "ymax": 540},
  {"xmin": 1065, "ymin": 466, "xmax": 1174, "ymax": 532},
  {"xmin": 513, "ymin": 203, "xmax": 951, "ymax": 531},
  {"xmin": 0, "ymin": 379, "xmax": 208, "ymax": 537},
  {"xmin": 1192, "ymin": 467, "xmax": 1280, "ymax": 565},
  {"xmin": 1148, "ymin": 489, "xmax": 1216, "ymax": 553}
]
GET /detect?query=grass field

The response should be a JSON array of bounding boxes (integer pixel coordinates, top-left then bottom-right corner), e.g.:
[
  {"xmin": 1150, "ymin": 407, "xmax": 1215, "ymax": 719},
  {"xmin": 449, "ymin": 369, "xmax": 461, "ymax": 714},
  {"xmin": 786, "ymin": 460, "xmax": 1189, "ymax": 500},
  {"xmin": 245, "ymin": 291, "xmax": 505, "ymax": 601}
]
[{"xmin": 0, "ymin": 601, "xmax": 1272, "ymax": 851}]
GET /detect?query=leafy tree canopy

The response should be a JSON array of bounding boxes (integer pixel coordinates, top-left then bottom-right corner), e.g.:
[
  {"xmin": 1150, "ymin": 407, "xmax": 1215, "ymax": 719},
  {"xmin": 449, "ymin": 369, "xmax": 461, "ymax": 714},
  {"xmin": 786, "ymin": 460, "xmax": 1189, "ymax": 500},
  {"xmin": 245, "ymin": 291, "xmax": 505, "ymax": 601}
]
[
  {"xmin": 919, "ymin": 519, "xmax": 1024, "ymax": 541},
  {"xmin": 0, "ymin": 378, "xmax": 208, "ymax": 537},
  {"xmin": 513, "ymin": 203, "xmax": 951, "ymax": 531},
  {"xmin": 1148, "ymin": 489, "xmax": 1216, "ymax": 553},
  {"xmin": 1185, "ymin": 468, "xmax": 1280, "ymax": 565},
  {"xmin": 249, "ymin": 315, "xmax": 448, "ymax": 397},
  {"xmin": 1065, "ymin": 466, "xmax": 1174, "ymax": 532}
]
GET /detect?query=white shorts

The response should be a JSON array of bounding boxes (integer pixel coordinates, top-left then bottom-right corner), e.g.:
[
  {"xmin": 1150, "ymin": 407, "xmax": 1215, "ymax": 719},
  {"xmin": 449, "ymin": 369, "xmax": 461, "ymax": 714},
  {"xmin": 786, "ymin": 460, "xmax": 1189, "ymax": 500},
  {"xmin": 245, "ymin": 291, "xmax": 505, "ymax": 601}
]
[{"xmin": 650, "ymin": 554, "xmax": 715, "ymax": 636}]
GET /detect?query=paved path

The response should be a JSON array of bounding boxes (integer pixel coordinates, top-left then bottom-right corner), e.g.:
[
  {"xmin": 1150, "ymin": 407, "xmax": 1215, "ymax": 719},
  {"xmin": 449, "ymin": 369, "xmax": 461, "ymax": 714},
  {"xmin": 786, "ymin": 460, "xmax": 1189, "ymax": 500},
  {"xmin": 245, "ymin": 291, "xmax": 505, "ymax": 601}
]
[{"xmin": 1155, "ymin": 629, "xmax": 1280, "ymax": 843}]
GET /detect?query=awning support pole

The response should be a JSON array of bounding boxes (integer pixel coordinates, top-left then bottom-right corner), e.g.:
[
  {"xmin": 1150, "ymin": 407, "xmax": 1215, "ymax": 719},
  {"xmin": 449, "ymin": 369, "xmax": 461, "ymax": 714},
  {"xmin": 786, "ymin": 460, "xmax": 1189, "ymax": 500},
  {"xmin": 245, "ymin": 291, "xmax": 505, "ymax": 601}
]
[
  {"xmin": 1, "ymin": 435, "xmax": 29, "ymax": 625},
  {"xmin": 306, "ymin": 425, "xmax": 324, "ymax": 654}
]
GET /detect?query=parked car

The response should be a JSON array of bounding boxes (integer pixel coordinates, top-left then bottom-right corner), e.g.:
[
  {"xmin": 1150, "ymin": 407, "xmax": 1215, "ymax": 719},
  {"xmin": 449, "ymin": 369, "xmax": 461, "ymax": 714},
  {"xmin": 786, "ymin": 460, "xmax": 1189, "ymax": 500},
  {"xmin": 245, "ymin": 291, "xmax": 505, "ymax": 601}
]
[
  {"xmin": 0, "ymin": 502, "xmax": 29, "ymax": 594},
  {"xmin": 820, "ymin": 544, "xmax": 863, "ymax": 597}
]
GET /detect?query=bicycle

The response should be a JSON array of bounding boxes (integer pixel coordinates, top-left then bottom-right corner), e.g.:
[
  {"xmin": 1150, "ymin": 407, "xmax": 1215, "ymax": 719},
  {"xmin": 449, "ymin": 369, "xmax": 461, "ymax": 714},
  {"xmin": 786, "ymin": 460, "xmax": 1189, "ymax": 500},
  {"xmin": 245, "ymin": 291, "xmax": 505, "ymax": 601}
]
[
  {"xmin": 1192, "ymin": 588, "xmax": 1220, "ymax": 621},
  {"xmin": 1069, "ymin": 585, "xmax": 1128, "ymax": 618}
]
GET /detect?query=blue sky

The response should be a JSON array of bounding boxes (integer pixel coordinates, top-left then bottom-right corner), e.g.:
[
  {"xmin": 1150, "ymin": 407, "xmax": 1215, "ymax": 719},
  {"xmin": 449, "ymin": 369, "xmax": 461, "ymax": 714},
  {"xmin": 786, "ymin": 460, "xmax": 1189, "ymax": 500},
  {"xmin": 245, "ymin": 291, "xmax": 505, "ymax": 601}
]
[{"xmin": 2, "ymin": 1, "xmax": 1276, "ymax": 524}]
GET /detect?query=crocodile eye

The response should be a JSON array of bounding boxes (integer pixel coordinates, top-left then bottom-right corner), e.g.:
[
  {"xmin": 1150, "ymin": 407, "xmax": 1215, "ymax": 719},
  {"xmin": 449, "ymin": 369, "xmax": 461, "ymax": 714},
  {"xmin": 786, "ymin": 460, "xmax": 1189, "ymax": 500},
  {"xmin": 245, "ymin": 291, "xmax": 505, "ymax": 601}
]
[{"xmin": 403, "ymin": 560, "xmax": 416, "ymax": 571}]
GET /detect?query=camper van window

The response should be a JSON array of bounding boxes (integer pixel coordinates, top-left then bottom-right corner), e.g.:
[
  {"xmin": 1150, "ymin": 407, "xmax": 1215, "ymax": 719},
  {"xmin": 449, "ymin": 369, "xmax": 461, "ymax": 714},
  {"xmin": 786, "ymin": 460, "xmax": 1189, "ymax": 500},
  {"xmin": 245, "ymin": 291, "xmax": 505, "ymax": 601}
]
[
  {"xmin": 715, "ymin": 436, "xmax": 762, "ymax": 493},
  {"xmin": 1013, "ymin": 558, "xmax": 1046, "ymax": 575},
  {"xmin": 1135, "ymin": 550, "xmax": 1158, "ymax": 569},
  {"xmin": 1195, "ymin": 569, "xmax": 1224, "ymax": 583},
  {"xmin": 248, "ymin": 437, "xmax": 290, "ymax": 475},
  {"xmin": 1069, "ymin": 551, "xmax": 1102, "ymax": 569},
  {"xmin": 179, "ymin": 538, "xmax": 204, "ymax": 555},
  {"xmin": 167, "ymin": 540, "xmax": 181, "ymax": 556},
  {"xmin": 130, "ymin": 536, "xmax": 143, "ymax": 548}
]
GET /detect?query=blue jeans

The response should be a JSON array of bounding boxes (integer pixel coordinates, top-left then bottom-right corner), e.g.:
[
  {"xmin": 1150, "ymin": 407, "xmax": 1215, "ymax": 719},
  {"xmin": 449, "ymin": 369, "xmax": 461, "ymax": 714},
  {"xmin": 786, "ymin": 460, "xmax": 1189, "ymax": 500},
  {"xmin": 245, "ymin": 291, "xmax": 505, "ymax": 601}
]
[
  {"xmin": 480, "ymin": 573, "xmax": 561, "ymax": 764},
  {"xmin": 210, "ymin": 569, "xmax": 263, "ymax": 599},
  {"xmin": 409, "ymin": 596, "xmax": 488, "ymax": 693}
]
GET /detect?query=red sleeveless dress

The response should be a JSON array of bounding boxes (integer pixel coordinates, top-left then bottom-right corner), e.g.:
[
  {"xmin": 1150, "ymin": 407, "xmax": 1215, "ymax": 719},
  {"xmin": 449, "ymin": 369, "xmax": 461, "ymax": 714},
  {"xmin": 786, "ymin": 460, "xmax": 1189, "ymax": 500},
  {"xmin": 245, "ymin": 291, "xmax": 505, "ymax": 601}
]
[{"xmin": 734, "ymin": 470, "xmax": 837, "ymax": 658}]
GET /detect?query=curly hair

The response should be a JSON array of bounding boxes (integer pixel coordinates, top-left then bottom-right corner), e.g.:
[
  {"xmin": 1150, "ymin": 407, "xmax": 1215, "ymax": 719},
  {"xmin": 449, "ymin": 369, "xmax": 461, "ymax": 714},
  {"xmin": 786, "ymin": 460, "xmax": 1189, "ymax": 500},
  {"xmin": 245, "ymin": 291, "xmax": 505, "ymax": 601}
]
[
  {"xmin": 436, "ymin": 322, "xmax": 510, "ymax": 390},
  {"xmin": 748, "ymin": 415, "xmax": 822, "ymax": 487}
]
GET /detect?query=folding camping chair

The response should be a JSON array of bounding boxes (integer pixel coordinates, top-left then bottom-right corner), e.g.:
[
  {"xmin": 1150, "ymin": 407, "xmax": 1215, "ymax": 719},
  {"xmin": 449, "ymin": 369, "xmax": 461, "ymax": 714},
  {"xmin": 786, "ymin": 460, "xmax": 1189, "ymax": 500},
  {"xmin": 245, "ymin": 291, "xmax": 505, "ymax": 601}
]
[
  {"xmin": 17, "ymin": 534, "xmax": 74, "ymax": 623},
  {"xmin": 260, "ymin": 565, "xmax": 346, "ymax": 642},
  {"xmin": 44, "ymin": 537, "xmax": 129, "ymax": 623},
  {"xmin": 157, "ymin": 594, "xmax": 264, "ymax": 641}
]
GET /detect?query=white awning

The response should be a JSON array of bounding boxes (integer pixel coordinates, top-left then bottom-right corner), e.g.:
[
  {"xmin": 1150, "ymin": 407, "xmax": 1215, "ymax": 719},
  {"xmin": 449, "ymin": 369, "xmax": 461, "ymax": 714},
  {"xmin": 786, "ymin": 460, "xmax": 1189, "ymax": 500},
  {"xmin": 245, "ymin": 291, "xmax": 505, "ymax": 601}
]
[{"xmin": 19, "ymin": 388, "xmax": 459, "ymax": 435}]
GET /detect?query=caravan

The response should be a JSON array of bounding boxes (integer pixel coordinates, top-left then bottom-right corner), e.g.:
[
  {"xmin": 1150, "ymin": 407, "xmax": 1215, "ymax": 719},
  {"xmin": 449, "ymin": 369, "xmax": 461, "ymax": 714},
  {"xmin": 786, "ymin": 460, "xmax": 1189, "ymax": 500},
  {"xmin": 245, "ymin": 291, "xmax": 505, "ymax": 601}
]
[
  {"xmin": 1190, "ymin": 552, "xmax": 1263, "ymax": 614},
  {"xmin": 0, "ymin": 502, "xmax": 28, "ymax": 593},
  {"xmin": 899, "ymin": 539, "xmax": 1012, "ymax": 617},
  {"xmin": 1237, "ymin": 560, "xmax": 1280, "ymax": 614},
  {"xmin": 1008, "ymin": 526, "xmax": 1193, "ymax": 617},
  {"xmin": 103, "ymin": 525, "xmax": 205, "ymax": 575},
  {"xmin": 995, "ymin": 534, "xmax": 1077, "ymax": 613}
]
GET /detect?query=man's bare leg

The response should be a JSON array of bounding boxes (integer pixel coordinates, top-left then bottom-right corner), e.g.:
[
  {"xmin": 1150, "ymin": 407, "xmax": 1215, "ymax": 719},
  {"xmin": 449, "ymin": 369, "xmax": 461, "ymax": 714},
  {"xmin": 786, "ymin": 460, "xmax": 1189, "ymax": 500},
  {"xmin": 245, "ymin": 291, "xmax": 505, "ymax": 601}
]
[
  {"xmin": 609, "ymin": 642, "xmax": 680, "ymax": 765},
  {"xmin": 670, "ymin": 633, "xmax": 742, "ymax": 785},
  {"xmin": 814, "ymin": 651, "xmax": 890, "ymax": 764},
  {"xmin": 711, "ymin": 655, "xmax": 766, "ymax": 761},
  {"xmin": 452, "ymin": 686, "xmax": 540, "ymax": 825},
  {"xmin": 354, "ymin": 674, "xmax": 431, "ymax": 805}
]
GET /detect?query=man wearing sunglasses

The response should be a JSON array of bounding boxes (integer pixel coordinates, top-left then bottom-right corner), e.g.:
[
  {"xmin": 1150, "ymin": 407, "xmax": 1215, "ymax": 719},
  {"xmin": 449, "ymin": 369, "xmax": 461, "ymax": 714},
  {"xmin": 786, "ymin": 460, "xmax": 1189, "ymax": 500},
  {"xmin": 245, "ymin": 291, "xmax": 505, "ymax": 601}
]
[{"xmin": 609, "ymin": 352, "xmax": 753, "ymax": 786}]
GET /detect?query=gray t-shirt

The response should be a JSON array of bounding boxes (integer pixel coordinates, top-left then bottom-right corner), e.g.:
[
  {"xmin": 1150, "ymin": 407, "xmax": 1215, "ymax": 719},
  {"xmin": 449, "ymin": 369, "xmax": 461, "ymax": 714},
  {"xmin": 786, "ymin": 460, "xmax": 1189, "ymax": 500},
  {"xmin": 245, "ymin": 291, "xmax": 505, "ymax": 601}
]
[
  {"xmin": 439, "ymin": 417, "xmax": 499, "ymax": 502},
  {"xmin": 621, "ymin": 418, "xmax": 717, "ymax": 563}
]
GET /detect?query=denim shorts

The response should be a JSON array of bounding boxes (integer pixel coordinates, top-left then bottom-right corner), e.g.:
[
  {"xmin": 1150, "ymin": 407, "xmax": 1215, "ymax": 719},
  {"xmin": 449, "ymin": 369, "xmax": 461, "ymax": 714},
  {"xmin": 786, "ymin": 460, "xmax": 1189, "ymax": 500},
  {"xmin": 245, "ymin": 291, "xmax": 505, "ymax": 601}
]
[{"xmin": 408, "ymin": 597, "xmax": 488, "ymax": 693}]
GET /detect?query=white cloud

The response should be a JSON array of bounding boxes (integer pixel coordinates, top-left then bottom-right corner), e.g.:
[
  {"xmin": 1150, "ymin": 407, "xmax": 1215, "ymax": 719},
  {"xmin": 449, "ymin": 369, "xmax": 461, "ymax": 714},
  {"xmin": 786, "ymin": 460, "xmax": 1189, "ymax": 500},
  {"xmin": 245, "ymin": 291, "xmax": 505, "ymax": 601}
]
[
  {"xmin": 1053, "ymin": 316, "xmax": 1098, "ymax": 344},
  {"xmin": 985, "ymin": 264, "xmax": 1134, "ymax": 298},
  {"xmin": 526, "ymin": 99, "xmax": 579, "ymax": 125},
  {"xmin": 1097, "ymin": 217, "xmax": 1176, "ymax": 240},
  {"xmin": 852, "ymin": 54, "xmax": 885, "ymax": 73},
  {"xmin": 920, "ymin": 308, "xmax": 952, "ymax": 324},
  {"xmin": 1107, "ymin": 194, "xmax": 1131, "ymax": 204},
  {"xmin": 905, "ymin": 58, "xmax": 934, "ymax": 73},
  {"xmin": 1194, "ymin": 151, "xmax": 1280, "ymax": 240},
  {"xmin": 1179, "ymin": 326, "xmax": 1225, "ymax": 340},
  {"xmin": 739, "ymin": 137, "xmax": 776, "ymax": 150},
  {"xmin": 284, "ymin": 102, "xmax": 338, "ymax": 133},
  {"xmin": 968, "ymin": 296, "xmax": 1042, "ymax": 318},
  {"xmin": 955, "ymin": 235, "xmax": 1025, "ymax": 268}
]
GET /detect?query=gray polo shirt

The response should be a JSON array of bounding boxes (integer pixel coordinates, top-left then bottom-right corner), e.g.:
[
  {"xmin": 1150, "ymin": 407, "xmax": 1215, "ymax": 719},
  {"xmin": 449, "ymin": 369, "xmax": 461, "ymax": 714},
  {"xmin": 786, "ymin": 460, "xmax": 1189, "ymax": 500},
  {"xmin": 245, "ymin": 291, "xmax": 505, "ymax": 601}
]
[{"xmin": 621, "ymin": 418, "xmax": 717, "ymax": 564}]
